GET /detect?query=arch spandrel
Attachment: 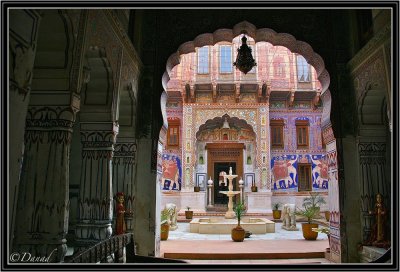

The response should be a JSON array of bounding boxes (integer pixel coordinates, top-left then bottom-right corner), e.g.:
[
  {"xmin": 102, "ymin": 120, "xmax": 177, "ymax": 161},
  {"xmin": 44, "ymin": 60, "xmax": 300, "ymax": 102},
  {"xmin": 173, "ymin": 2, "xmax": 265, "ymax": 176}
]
[
  {"xmin": 193, "ymin": 108, "xmax": 258, "ymax": 138},
  {"xmin": 162, "ymin": 21, "xmax": 331, "ymax": 101}
]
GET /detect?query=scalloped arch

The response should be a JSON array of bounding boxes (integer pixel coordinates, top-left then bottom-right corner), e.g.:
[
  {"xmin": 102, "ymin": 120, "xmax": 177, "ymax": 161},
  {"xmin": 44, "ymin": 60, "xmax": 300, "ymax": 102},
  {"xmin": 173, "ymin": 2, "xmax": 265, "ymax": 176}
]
[
  {"xmin": 162, "ymin": 21, "xmax": 331, "ymax": 96},
  {"xmin": 196, "ymin": 114, "xmax": 256, "ymax": 140}
]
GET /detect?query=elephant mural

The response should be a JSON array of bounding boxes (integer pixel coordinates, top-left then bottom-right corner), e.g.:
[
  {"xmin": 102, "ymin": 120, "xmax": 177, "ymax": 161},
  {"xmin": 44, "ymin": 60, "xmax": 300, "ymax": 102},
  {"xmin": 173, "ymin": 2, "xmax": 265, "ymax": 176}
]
[
  {"xmin": 161, "ymin": 154, "xmax": 181, "ymax": 191},
  {"xmin": 271, "ymin": 155, "xmax": 298, "ymax": 189},
  {"xmin": 310, "ymin": 155, "xmax": 329, "ymax": 189}
]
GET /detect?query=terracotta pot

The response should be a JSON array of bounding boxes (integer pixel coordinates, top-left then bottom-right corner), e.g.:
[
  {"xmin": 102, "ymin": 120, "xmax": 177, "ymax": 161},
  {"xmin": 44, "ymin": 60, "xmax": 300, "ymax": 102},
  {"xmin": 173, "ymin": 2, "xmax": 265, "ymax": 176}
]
[
  {"xmin": 160, "ymin": 224, "xmax": 170, "ymax": 241},
  {"xmin": 185, "ymin": 210, "xmax": 193, "ymax": 219},
  {"xmin": 231, "ymin": 226, "xmax": 245, "ymax": 242},
  {"xmin": 325, "ymin": 211, "xmax": 330, "ymax": 221},
  {"xmin": 301, "ymin": 223, "xmax": 319, "ymax": 240},
  {"xmin": 272, "ymin": 210, "xmax": 282, "ymax": 220},
  {"xmin": 194, "ymin": 186, "xmax": 200, "ymax": 192},
  {"xmin": 251, "ymin": 186, "xmax": 258, "ymax": 192}
]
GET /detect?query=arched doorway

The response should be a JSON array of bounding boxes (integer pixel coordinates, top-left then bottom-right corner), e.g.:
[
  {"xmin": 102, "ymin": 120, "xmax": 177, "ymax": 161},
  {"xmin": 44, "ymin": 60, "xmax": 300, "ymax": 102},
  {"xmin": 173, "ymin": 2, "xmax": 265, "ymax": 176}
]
[
  {"xmin": 196, "ymin": 114, "xmax": 257, "ymax": 207},
  {"xmin": 159, "ymin": 21, "xmax": 338, "ymax": 261}
]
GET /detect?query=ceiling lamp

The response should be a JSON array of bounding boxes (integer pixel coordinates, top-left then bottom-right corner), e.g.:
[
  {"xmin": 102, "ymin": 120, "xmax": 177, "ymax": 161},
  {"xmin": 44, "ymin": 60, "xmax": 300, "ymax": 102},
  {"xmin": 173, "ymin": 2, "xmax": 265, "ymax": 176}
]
[{"xmin": 233, "ymin": 35, "xmax": 257, "ymax": 74}]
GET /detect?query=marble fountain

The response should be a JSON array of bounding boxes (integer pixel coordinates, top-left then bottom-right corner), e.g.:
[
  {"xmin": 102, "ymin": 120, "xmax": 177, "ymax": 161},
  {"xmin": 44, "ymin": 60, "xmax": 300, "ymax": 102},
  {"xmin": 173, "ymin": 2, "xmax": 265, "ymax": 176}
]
[{"xmin": 189, "ymin": 167, "xmax": 275, "ymax": 234}]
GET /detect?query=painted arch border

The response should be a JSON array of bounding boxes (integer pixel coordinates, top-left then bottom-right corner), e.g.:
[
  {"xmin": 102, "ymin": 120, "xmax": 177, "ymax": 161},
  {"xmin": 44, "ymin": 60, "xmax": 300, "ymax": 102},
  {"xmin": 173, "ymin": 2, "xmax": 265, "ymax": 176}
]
[
  {"xmin": 162, "ymin": 21, "xmax": 332, "ymax": 127},
  {"xmin": 160, "ymin": 20, "xmax": 340, "ymax": 261},
  {"xmin": 162, "ymin": 21, "xmax": 330, "ymax": 93}
]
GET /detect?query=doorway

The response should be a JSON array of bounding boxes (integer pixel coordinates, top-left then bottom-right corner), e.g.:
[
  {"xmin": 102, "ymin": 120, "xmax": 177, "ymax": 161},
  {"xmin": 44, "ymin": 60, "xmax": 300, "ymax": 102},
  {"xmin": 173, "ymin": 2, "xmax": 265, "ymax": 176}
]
[
  {"xmin": 206, "ymin": 142, "xmax": 244, "ymax": 208},
  {"xmin": 214, "ymin": 162, "xmax": 237, "ymax": 204}
]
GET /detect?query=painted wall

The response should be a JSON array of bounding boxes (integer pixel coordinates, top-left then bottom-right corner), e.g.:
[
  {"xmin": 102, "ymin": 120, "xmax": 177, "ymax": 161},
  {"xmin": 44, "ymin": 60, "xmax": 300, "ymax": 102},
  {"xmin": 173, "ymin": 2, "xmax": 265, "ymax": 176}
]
[
  {"xmin": 161, "ymin": 153, "xmax": 182, "ymax": 191},
  {"xmin": 271, "ymin": 154, "xmax": 328, "ymax": 191}
]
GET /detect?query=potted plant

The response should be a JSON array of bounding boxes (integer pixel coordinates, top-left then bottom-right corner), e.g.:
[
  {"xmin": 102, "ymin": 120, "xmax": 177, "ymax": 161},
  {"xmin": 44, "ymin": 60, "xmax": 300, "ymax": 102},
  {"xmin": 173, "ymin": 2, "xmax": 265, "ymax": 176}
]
[
  {"xmin": 272, "ymin": 202, "xmax": 282, "ymax": 220},
  {"xmin": 296, "ymin": 192, "xmax": 326, "ymax": 240},
  {"xmin": 231, "ymin": 201, "xmax": 246, "ymax": 242},
  {"xmin": 185, "ymin": 206, "xmax": 193, "ymax": 219},
  {"xmin": 160, "ymin": 207, "xmax": 172, "ymax": 241},
  {"xmin": 303, "ymin": 192, "xmax": 326, "ymax": 219}
]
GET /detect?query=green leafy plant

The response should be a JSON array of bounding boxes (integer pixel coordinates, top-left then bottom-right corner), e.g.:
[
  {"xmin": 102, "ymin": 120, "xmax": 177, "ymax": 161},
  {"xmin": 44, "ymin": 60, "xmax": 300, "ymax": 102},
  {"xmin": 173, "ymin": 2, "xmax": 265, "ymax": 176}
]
[
  {"xmin": 161, "ymin": 207, "xmax": 172, "ymax": 226},
  {"xmin": 302, "ymin": 192, "xmax": 326, "ymax": 210},
  {"xmin": 186, "ymin": 206, "xmax": 191, "ymax": 211},
  {"xmin": 272, "ymin": 202, "xmax": 282, "ymax": 211},
  {"xmin": 295, "ymin": 206, "xmax": 319, "ymax": 224},
  {"xmin": 296, "ymin": 192, "xmax": 326, "ymax": 224},
  {"xmin": 234, "ymin": 201, "xmax": 246, "ymax": 226}
]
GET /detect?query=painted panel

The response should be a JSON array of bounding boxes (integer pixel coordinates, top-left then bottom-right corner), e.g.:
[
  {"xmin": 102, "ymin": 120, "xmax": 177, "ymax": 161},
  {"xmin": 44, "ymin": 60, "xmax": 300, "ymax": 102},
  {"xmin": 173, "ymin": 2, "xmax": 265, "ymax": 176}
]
[
  {"xmin": 161, "ymin": 154, "xmax": 182, "ymax": 191},
  {"xmin": 271, "ymin": 155, "xmax": 298, "ymax": 190},
  {"xmin": 309, "ymin": 154, "xmax": 329, "ymax": 190},
  {"xmin": 271, "ymin": 154, "xmax": 328, "ymax": 191}
]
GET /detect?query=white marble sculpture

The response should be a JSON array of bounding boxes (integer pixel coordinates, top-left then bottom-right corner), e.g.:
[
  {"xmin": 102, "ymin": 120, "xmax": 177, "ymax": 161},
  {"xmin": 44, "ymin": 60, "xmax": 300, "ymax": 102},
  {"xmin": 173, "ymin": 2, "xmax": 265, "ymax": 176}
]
[
  {"xmin": 281, "ymin": 203, "xmax": 298, "ymax": 231},
  {"xmin": 165, "ymin": 203, "xmax": 178, "ymax": 230}
]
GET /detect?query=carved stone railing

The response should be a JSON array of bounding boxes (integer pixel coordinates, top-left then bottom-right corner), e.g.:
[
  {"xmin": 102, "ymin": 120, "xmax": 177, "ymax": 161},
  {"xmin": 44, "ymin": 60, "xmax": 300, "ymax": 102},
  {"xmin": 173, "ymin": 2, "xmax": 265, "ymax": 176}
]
[
  {"xmin": 67, "ymin": 233, "xmax": 133, "ymax": 263},
  {"xmin": 66, "ymin": 233, "xmax": 186, "ymax": 263}
]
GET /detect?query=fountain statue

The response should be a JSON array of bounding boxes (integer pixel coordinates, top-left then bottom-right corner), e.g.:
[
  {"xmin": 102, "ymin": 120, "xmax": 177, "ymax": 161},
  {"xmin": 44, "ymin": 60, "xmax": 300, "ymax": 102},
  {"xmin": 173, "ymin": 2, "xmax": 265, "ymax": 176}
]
[{"xmin": 220, "ymin": 167, "xmax": 242, "ymax": 219}]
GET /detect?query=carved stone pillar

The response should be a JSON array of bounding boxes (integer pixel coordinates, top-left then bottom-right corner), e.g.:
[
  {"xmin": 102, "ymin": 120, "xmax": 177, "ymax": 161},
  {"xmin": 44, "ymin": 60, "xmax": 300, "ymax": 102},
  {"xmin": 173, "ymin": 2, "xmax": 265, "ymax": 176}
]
[
  {"xmin": 112, "ymin": 139, "xmax": 137, "ymax": 232},
  {"xmin": 258, "ymin": 106, "xmax": 270, "ymax": 191},
  {"xmin": 13, "ymin": 106, "xmax": 76, "ymax": 262},
  {"xmin": 9, "ymin": 9, "xmax": 41, "ymax": 249},
  {"xmin": 75, "ymin": 122, "xmax": 118, "ymax": 247},
  {"xmin": 358, "ymin": 142, "xmax": 388, "ymax": 243}
]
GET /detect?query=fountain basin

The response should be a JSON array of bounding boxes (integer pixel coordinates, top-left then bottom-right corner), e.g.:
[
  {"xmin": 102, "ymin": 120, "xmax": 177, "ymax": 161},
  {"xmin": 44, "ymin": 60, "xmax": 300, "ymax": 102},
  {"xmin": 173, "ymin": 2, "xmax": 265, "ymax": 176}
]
[
  {"xmin": 219, "ymin": 191, "xmax": 241, "ymax": 196},
  {"xmin": 189, "ymin": 218, "xmax": 275, "ymax": 234}
]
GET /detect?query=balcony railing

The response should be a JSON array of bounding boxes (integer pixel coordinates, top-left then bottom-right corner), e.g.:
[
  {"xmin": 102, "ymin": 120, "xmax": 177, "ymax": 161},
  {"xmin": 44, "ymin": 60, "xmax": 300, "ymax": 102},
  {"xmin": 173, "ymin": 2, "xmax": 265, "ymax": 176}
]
[{"xmin": 66, "ymin": 233, "xmax": 186, "ymax": 263}]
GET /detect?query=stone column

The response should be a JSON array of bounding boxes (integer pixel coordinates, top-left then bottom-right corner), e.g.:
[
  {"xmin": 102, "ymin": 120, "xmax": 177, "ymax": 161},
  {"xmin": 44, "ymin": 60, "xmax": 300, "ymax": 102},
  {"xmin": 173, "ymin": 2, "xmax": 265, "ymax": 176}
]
[
  {"xmin": 134, "ymin": 139, "xmax": 157, "ymax": 256},
  {"xmin": 258, "ymin": 105, "xmax": 270, "ymax": 191},
  {"xmin": 75, "ymin": 122, "xmax": 118, "ymax": 247},
  {"xmin": 112, "ymin": 138, "xmax": 137, "ymax": 232},
  {"xmin": 358, "ymin": 142, "xmax": 388, "ymax": 243},
  {"xmin": 9, "ymin": 9, "xmax": 41, "ymax": 249},
  {"xmin": 181, "ymin": 105, "xmax": 193, "ymax": 191},
  {"xmin": 13, "ymin": 106, "xmax": 76, "ymax": 262},
  {"xmin": 207, "ymin": 178, "xmax": 214, "ymax": 208}
]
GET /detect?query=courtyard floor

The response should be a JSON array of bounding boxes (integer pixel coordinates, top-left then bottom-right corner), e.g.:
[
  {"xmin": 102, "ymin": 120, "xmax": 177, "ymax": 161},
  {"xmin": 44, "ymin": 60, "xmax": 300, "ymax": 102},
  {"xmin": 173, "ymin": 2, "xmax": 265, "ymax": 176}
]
[{"xmin": 160, "ymin": 220, "xmax": 332, "ymax": 264}]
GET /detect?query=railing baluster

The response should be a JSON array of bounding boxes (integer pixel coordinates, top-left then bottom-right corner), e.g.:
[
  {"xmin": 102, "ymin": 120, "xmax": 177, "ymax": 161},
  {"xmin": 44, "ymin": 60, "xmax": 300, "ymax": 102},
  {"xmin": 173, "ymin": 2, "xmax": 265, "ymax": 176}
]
[{"xmin": 67, "ymin": 233, "xmax": 133, "ymax": 263}]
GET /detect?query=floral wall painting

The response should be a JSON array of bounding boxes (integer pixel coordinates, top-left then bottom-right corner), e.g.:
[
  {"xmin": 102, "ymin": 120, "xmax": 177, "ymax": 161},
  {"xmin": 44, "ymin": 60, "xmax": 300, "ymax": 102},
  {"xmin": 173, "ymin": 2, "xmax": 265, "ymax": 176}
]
[{"xmin": 161, "ymin": 154, "xmax": 182, "ymax": 191}]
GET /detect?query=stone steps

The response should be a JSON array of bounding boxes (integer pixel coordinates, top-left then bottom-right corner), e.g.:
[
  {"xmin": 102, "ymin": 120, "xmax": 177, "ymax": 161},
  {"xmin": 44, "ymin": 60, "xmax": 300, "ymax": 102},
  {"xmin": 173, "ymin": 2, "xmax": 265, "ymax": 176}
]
[{"xmin": 162, "ymin": 239, "xmax": 329, "ymax": 261}]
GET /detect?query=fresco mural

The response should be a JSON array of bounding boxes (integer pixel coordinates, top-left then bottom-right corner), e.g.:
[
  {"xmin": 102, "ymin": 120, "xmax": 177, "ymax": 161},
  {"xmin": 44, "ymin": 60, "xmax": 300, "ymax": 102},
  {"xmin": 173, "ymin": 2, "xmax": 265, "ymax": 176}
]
[
  {"xmin": 161, "ymin": 154, "xmax": 182, "ymax": 191},
  {"xmin": 271, "ymin": 155, "xmax": 298, "ymax": 190},
  {"xmin": 309, "ymin": 154, "xmax": 329, "ymax": 189},
  {"xmin": 271, "ymin": 154, "xmax": 328, "ymax": 191}
]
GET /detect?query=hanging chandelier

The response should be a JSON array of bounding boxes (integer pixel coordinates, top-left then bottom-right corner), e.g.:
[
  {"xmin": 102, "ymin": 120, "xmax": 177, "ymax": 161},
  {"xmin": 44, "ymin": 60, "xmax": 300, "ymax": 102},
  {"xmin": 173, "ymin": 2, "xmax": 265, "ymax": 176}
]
[{"xmin": 233, "ymin": 35, "xmax": 257, "ymax": 74}]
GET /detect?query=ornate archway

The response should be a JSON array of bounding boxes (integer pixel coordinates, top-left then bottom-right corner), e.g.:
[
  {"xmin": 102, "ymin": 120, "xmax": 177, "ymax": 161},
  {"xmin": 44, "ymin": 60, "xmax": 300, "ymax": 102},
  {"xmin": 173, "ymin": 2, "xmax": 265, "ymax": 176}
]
[{"xmin": 159, "ymin": 21, "xmax": 339, "ymax": 261}]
